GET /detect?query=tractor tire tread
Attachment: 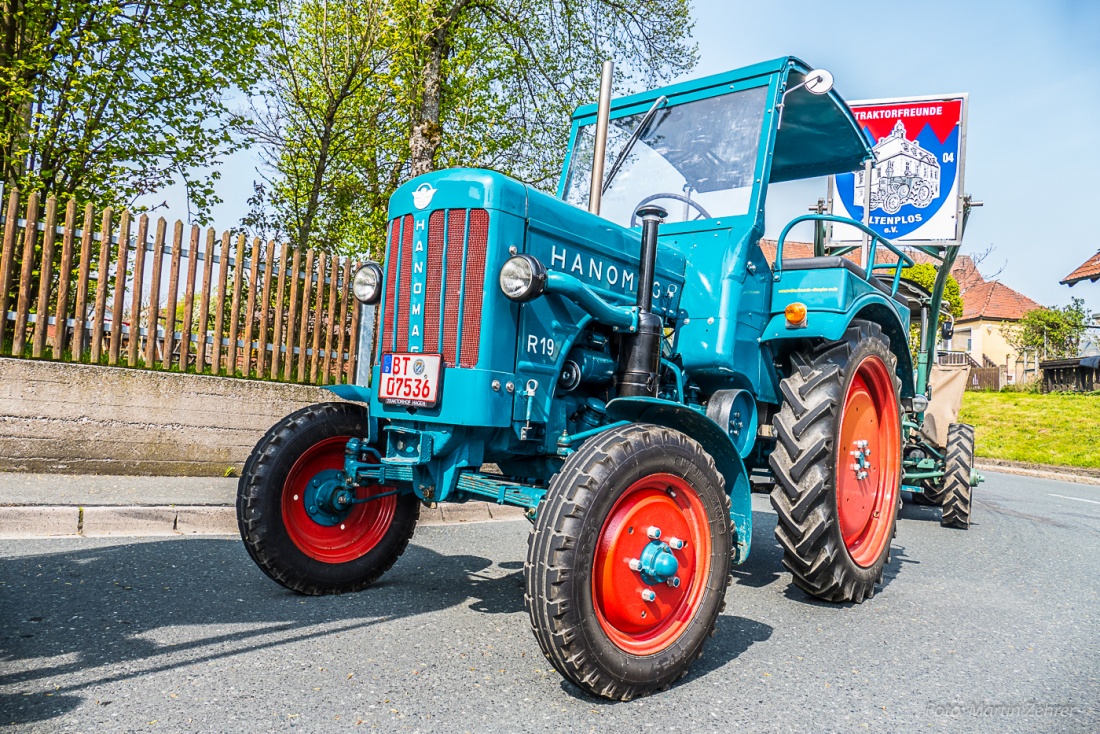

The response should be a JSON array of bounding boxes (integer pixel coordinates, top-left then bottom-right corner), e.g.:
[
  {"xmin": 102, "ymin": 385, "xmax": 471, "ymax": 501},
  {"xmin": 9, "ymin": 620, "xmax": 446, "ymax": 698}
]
[
  {"xmin": 768, "ymin": 320, "xmax": 901, "ymax": 603},
  {"xmin": 940, "ymin": 423, "xmax": 975, "ymax": 529}
]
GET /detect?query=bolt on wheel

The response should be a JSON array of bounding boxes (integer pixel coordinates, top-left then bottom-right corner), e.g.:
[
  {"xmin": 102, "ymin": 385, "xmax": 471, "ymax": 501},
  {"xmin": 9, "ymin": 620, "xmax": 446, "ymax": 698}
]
[{"xmin": 592, "ymin": 473, "xmax": 711, "ymax": 655}]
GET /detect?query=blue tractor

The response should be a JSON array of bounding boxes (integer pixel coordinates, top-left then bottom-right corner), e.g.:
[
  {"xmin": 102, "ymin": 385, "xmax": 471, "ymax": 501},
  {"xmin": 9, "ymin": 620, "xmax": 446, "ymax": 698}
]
[{"xmin": 237, "ymin": 57, "xmax": 979, "ymax": 699}]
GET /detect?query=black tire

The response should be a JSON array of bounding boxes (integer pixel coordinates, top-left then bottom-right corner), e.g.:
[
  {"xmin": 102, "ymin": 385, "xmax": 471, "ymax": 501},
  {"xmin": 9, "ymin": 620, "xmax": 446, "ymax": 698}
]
[
  {"xmin": 940, "ymin": 423, "xmax": 975, "ymax": 529},
  {"xmin": 768, "ymin": 320, "xmax": 902, "ymax": 603},
  {"xmin": 525, "ymin": 423, "xmax": 733, "ymax": 700},
  {"xmin": 237, "ymin": 402, "xmax": 419, "ymax": 595},
  {"xmin": 910, "ymin": 479, "xmax": 946, "ymax": 507}
]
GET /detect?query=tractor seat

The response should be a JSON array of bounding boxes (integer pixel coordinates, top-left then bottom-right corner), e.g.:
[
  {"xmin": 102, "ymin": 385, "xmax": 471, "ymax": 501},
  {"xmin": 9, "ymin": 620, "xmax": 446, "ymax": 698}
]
[{"xmin": 781, "ymin": 257, "xmax": 906, "ymax": 306}]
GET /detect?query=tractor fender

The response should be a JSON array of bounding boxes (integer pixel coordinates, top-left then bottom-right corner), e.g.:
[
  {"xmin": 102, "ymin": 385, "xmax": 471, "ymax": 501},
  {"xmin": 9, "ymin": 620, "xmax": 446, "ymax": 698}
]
[
  {"xmin": 605, "ymin": 396, "xmax": 753, "ymax": 564},
  {"xmin": 759, "ymin": 294, "xmax": 915, "ymax": 397},
  {"xmin": 323, "ymin": 385, "xmax": 379, "ymax": 443}
]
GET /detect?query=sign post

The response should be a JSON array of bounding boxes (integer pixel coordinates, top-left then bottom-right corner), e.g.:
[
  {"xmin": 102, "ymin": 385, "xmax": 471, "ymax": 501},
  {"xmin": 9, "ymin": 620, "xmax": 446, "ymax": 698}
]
[{"xmin": 830, "ymin": 94, "xmax": 969, "ymax": 249}]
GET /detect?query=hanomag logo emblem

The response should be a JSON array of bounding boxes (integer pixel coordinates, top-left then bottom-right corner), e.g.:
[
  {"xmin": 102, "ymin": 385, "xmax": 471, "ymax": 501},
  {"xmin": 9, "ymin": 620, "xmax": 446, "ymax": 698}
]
[
  {"xmin": 413, "ymin": 358, "xmax": 426, "ymax": 376},
  {"xmin": 412, "ymin": 183, "xmax": 437, "ymax": 210}
]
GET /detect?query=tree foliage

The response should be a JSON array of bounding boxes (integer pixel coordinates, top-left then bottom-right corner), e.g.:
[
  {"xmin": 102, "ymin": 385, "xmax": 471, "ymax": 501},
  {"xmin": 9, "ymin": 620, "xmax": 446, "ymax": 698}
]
[
  {"xmin": 1005, "ymin": 297, "xmax": 1092, "ymax": 359},
  {"xmin": 901, "ymin": 263, "xmax": 963, "ymax": 319},
  {"xmin": 900, "ymin": 263, "xmax": 962, "ymax": 356},
  {"xmin": 249, "ymin": 0, "xmax": 697, "ymax": 257},
  {"xmin": 0, "ymin": 0, "xmax": 271, "ymax": 220}
]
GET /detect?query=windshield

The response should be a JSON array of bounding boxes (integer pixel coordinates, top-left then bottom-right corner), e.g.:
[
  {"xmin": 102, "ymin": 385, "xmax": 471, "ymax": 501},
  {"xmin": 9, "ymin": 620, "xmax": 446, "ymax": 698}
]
[{"xmin": 563, "ymin": 86, "xmax": 769, "ymax": 227}]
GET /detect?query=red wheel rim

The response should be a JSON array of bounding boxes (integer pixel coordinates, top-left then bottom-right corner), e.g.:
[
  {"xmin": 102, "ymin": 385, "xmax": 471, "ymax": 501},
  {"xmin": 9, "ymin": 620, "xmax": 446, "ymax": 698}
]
[
  {"xmin": 281, "ymin": 436, "xmax": 397, "ymax": 564},
  {"xmin": 592, "ymin": 473, "xmax": 712, "ymax": 655},
  {"xmin": 836, "ymin": 355, "xmax": 901, "ymax": 567}
]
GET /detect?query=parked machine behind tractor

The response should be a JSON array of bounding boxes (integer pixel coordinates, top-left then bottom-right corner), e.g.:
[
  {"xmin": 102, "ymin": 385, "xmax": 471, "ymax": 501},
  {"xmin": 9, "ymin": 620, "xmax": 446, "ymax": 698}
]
[{"xmin": 237, "ymin": 56, "xmax": 981, "ymax": 699}]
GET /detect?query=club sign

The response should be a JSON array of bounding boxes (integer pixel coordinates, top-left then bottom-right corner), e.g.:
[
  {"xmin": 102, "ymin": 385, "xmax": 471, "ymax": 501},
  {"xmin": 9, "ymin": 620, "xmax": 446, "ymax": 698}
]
[{"xmin": 831, "ymin": 94, "xmax": 968, "ymax": 244}]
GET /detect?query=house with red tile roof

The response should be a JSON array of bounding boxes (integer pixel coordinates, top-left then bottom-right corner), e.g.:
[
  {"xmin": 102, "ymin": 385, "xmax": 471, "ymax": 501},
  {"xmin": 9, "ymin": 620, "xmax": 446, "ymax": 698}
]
[
  {"xmin": 1061, "ymin": 250, "xmax": 1100, "ymax": 286},
  {"xmin": 760, "ymin": 239, "xmax": 1043, "ymax": 381}
]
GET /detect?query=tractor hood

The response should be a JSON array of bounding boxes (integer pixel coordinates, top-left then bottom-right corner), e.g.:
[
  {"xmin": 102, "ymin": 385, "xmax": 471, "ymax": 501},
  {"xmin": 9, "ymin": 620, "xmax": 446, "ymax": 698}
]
[{"xmin": 373, "ymin": 169, "xmax": 685, "ymax": 432}]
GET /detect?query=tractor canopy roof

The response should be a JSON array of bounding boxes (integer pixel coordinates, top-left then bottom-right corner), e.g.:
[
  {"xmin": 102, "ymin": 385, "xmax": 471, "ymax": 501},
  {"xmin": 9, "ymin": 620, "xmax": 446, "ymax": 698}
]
[{"xmin": 560, "ymin": 57, "xmax": 873, "ymax": 220}]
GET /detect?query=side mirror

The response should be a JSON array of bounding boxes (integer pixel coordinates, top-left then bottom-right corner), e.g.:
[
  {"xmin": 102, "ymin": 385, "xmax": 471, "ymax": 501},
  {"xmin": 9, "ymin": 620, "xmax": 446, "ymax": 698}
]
[
  {"xmin": 804, "ymin": 69, "xmax": 834, "ymax": 95},
  {"xmin": 941, "ymin": 320, "xmax": 954, "ymax": 342},
  {"xmin": 777, "ymin": 69, "xmax": 834, "ymax": 130}
]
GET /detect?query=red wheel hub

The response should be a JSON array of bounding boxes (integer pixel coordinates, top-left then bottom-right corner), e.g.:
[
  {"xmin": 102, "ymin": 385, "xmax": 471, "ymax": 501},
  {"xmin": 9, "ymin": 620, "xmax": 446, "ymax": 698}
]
[
  {"xmin": 592, "ymin": 473, "xmax": 712, "ymax": 655},
  {"xmin": 281, "ymin": 437, "xmax": 397, "ymax": 564},
  {"xmin": 836, "ymin": 355, "xmax": 900, "ymax": 567}
]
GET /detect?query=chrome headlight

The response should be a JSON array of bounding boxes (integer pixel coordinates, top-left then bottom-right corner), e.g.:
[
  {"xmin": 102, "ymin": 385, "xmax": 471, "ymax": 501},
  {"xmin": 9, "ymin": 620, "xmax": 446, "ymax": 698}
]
[
  {"xmin": 352, "ymin": 263, "xmax": 383, "ymax": 304},
  {"xmin": 499, "ymin": 254, "xmax": 547, "ymax": 302}
]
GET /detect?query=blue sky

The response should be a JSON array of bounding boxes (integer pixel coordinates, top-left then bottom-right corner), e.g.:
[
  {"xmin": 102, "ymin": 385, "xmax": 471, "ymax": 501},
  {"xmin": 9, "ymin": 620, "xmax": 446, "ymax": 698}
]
[{"xmin": 146, "ymin": 0, "xmax": 1100, "ymax": 313}]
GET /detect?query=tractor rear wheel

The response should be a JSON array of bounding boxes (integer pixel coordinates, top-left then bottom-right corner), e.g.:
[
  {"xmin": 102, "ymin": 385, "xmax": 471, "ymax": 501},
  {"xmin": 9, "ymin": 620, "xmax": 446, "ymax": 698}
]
[
  {"xmin": 769, "ymin": 320, "xmax": 902, "ymax": 603},
  {"xmin": 525, "ymin": 423, "xmax": 732, "ymax": 700},
  {"xmin": 910, "ymin": 479, "xmax": 947, "ymax": 507},
  {"xmin": 940, "ymin": 423, "xmax": 975, "ymax": 529},
  {"xmin": 237, "ymin": 402, "xmax": 419, "ymax": 595}
]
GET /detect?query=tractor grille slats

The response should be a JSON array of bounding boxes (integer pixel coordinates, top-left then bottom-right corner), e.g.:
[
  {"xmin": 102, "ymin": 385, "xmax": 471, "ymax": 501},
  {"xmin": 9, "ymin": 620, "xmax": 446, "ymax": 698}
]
[
  {"xmin": 394, "ymin": 215, "xmax": 414, "ymax": 353},
  {"xmin": 380, "ymin": 217, "xmax": 401, "ymax": 354},
  {"xmin": 380, "ymin": 208, "xmax": 489, "ymax": 369},
  {"xmin": 423, "ymin": 211, "xmax": 446, "ymax": 354}
]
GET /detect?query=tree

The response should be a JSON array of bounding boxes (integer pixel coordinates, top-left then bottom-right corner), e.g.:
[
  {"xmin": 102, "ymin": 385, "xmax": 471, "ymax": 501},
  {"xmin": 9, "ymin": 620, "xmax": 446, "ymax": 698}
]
[
  {"xmin": 247, "ymin": 0, "xmax": 397, "ymax": 255},
  {"xmin": 0, "ymin": 0, "xmax": 271, "ymax": 221},
  {"xmin": 1006, "ymin": 297, "xmax": 1091, "ymax": 360},
  {"xmin": 901, "ymin": 263, "xmax": 963, "ymax": 319},
  {"xmin": 901, "ymin": 263, "xmax": 962, "ymax": 356},
  {"xmin": 250, "ymin": 0, "xmax": 696, "ymax": 257}
]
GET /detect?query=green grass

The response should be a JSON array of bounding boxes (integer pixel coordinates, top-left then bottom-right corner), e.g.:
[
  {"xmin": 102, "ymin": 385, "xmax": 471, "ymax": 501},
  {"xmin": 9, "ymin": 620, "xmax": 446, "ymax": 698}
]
[{"xmin": 959, "ymin": 391, "xmax": 1100, "ymax": 469}]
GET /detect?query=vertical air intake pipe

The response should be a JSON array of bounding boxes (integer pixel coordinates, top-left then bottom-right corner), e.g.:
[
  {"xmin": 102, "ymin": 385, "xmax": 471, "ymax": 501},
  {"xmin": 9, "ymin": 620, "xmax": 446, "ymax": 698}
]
[{"xmin": 616, "ymin": 205, "xmax": 667, "ymax": 398}]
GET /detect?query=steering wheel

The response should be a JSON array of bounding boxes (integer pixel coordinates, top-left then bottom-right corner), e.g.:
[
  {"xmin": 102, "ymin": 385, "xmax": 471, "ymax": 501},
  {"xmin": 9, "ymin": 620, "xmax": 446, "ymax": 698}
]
[{"xmin": 630, "ymin": 193, "xmax": 712, "ymax": 228}]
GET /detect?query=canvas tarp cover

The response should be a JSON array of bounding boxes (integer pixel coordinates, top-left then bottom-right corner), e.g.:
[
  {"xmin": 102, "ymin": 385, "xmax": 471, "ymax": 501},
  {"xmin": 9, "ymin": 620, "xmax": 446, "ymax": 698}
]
[{"xmin": 921, "ymin": 365, "xmax": 970, "ymax": 448}]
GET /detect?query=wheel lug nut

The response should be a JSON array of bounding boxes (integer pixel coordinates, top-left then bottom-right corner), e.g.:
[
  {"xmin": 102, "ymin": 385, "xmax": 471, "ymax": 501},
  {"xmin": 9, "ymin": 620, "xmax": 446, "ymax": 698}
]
[
  {"xmin": 641, "ymin": 589, "xmax": 656, "ymax": 602},
  {"xmin": 308, "ymin": 505, "xmax": 318, "ymax": 514},
  {"xmin": 647, "ymin": 526, "xmax": 662, "ymax": 540},
  {"xmin": 668, "ymin": 537, "xmax": 685, "ymax": 550},
  {"xmin": 666, "ymin": 576, "xmax": 681, "ymax": 588},
  {"xmin": 628, "ymin": 559, "xmax": 642, "ymax": 572}
]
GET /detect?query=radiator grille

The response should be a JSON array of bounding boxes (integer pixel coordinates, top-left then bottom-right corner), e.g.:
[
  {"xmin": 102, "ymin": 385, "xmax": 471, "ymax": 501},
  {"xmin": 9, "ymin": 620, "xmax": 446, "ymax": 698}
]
[
  {"xmin": 423, "ymin": 211, "xmax": 446, "ymax": 354},
  {"xmin": 394, "ymin": 215, "xmax": 414, "ymax": 353},
  {"xmin": 380, "ymin": 208, "xmax": 489, "ymax": 369},
  {"xmin": 460, "ymin": 209, "xmax": 489, "ymax": 368},
  {"xmin": 380, "ymin": 218, "xmax": 400, "ymax": 354}
]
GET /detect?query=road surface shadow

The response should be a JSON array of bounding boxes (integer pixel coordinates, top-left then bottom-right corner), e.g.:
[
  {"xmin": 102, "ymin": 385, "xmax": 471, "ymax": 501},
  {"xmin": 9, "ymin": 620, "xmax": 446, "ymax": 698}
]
[
  {"xmin": 0, "ymin": 538, "xmax": 522, "ymax": 726},
  {"xmin": 558, "ymin": 614, "xmax": 774, "ymax": 702}
]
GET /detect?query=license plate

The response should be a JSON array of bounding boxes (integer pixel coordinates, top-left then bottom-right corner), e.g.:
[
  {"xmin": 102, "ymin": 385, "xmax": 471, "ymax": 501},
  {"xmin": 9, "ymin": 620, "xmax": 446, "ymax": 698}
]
[{"xmin": 379, "ymin": 353, "xmax": 442, "ymax": 407}]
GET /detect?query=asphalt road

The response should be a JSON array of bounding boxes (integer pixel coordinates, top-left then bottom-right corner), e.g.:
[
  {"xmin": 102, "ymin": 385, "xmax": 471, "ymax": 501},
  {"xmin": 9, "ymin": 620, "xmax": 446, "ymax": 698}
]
[{"xmin": 1, "ymin": 470, "xmax": 1097, "ymax": 733}]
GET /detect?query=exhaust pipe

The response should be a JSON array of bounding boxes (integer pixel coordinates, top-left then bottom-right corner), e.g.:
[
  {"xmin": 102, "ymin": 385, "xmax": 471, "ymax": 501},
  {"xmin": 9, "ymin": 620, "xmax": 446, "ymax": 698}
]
[
  {"xmin": 616, "ymin": 205, "xmax": 667, "ymax": 398},
  {"xmin": 588, "ymin": 60, "xmax": 614, "ymax": 215}
]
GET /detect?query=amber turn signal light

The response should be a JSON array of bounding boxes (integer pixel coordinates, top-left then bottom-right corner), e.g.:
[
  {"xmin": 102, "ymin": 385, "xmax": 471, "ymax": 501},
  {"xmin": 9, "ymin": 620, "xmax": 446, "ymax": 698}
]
[{"xmin": 785, "ymin": 302, "xmax": 807, "ymax": 327}]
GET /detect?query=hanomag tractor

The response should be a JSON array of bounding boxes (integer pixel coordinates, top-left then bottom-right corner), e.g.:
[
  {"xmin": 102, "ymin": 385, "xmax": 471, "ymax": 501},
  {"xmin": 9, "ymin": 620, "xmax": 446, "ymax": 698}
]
[{"xmin": 237, "ymin": 56, "xmax": 979, "ymax": 699}]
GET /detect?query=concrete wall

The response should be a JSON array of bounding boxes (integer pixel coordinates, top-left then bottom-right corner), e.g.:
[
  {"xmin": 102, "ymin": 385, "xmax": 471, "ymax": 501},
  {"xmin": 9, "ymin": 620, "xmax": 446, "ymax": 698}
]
[{"xmin": 0, "ymin": 358, "xmax": 333, "ymax": 475}]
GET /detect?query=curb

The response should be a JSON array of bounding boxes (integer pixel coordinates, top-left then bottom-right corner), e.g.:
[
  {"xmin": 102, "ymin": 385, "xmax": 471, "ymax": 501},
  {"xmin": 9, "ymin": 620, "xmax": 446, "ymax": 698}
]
[
  {"xmin": 0, "ymin": 502, "xmax": 527, "ymax": 539},
  {"xmin": 977, "ymin": 463, "xmax": 1100, "ymax": 487}
]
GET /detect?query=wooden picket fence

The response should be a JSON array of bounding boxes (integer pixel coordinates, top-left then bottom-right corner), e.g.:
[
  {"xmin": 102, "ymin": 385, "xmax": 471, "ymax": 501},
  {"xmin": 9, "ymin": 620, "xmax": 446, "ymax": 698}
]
[{"xmin": 0, "ymin": 189, "xmax": 363, "ymax": 385}]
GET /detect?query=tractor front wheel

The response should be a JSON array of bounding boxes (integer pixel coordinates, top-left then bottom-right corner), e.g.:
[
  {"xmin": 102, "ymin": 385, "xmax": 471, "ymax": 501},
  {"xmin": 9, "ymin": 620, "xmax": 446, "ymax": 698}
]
[
  {"xmin": 769, "ymin": 320, "xmax": 902, "ymax": 603},
  {"xmin": 525, "ymin": 424, "xmax": 732, "ymax": 700},
  {"xmin": 940, "ymin": 423, "xmax": 975, "ymax": 529},
  {"xmin": 237, "ymin": 402, "xmax": 419, "ymax": 595}
]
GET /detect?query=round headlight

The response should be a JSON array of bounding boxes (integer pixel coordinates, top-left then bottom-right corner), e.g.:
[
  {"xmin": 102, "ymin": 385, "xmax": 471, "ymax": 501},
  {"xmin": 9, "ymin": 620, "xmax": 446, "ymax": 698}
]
[
  {"xmin": 352, "ymin": 263, "xmax": 383, "ymax": 304},
  {"xmin": 499, "ymin": 254, "xmax": 547, "ymax": 302}
]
